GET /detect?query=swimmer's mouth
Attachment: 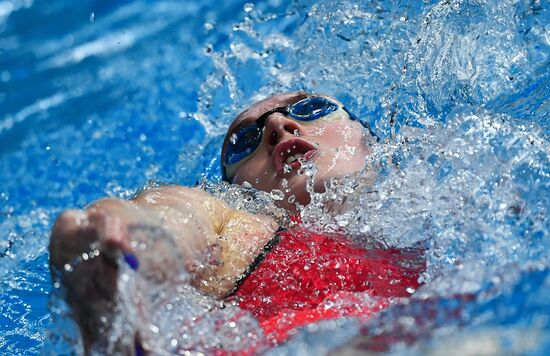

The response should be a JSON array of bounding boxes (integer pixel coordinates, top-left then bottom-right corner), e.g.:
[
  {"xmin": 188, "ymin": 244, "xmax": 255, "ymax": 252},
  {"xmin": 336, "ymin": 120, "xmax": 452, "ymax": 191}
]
[{"xmin": 272, "ymin": 138, "xmax": 318, "ymax": 175}]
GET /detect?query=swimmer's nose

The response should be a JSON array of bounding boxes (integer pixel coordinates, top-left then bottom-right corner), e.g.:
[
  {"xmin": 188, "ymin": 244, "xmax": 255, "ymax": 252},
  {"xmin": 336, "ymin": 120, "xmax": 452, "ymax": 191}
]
[{"xmin": 262, "ymin": 113, "xmax": 301, "ymax": 152}]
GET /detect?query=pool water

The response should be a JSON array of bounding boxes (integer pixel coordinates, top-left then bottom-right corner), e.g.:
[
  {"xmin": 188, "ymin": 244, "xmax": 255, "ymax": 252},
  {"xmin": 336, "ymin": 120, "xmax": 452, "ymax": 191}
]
[{"xmin": 0, "ymin": 0, "xmax": 549, "ymax": 354}]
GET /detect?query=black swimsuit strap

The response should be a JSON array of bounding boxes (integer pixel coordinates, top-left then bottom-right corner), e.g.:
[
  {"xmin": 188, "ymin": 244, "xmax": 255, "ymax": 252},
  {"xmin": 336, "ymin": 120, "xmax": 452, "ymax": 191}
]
[{"xmin": 225, "ymin": 226, "xmax": 285, "ymax": 298}]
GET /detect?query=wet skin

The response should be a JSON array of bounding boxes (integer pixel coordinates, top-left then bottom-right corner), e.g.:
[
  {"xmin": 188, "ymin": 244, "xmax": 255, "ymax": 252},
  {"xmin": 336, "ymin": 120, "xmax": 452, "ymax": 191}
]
[
  {"xmin": 49, "ymin": 188, "xmax": 277, "ymax": 353},
  {"xmin": 50, "ymin": 92, "xmax": 371, "ymax": 353},
  {"xmin": 222, "ymin": 92, "xmax": 371, "ymax": 211}
]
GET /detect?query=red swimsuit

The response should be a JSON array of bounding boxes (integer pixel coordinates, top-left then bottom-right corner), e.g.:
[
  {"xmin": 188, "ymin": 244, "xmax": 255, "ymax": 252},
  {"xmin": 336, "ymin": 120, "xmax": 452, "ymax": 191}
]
[{"xmin": 232, "ymin": 226, "xmax": 424, "ymax": 344}]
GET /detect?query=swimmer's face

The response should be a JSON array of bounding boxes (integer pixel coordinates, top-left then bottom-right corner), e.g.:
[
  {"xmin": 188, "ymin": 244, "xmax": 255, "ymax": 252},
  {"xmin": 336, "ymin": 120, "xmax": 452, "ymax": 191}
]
[{"xmin": 222, "ymin": 92, "xmax": 371, "ymax": 211}]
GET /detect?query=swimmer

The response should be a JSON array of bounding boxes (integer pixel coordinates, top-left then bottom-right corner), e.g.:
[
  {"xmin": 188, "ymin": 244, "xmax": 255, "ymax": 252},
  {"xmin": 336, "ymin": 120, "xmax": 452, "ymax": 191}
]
[{"xmin": 49, "ymin": 92, "xmax": 423, "ymax": 354}]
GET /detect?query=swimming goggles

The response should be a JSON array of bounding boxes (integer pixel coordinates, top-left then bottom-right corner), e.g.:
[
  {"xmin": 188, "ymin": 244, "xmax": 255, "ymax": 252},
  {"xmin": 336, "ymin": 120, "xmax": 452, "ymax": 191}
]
[{"xmin": 222, "ymin": 96, "xmax": 373, "ymax": 180}]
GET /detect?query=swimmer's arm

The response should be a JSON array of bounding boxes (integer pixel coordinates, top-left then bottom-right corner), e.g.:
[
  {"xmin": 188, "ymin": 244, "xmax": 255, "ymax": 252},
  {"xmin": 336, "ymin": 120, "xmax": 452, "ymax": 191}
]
[
  {"xmin": 50, "ymin": 186, "xmax": 277, "ymax": 351},
  {"xmin": 131, "ymin": 186, "xmax": 279, "ymax": 297},
  {"xmin": 50, "ymin": 186, "xmax": 278, "ymax": 299}
]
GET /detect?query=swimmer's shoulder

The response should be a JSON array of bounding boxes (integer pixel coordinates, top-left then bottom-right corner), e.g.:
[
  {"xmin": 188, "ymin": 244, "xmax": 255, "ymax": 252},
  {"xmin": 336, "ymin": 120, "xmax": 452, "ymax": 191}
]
[{"xmin": 131, "ymin": 185, "xmax": 222, "ymax": 209}]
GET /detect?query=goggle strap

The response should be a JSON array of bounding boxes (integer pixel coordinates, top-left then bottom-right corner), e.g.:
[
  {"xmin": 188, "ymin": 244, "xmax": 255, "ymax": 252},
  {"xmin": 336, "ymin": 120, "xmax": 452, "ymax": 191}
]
[{"xmin": 343, "ymin": 107, "xmax": 379, "ymax": 142}]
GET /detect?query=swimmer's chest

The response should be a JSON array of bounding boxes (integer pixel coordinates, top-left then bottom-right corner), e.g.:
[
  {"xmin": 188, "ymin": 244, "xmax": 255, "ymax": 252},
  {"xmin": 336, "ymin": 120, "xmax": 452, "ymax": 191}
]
[{"xmin": 232, "ymin": 227, "xmax": 423, "ymax": 343}]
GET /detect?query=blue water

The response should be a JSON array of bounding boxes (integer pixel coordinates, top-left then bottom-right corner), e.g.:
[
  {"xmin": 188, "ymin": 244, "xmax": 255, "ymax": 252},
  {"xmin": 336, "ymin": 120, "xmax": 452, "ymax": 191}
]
[{"xmin": 0, "ymin": 0, "xmax": 549, "ymax": 354}]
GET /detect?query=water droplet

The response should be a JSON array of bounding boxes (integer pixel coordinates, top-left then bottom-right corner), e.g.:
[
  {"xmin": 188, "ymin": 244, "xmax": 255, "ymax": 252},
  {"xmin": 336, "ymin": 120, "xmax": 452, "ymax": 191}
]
[
  {"xmin": 204, "ymin": 22, "xmax": 214, "ymax": 31},
  {"xmin": 281, "ymin": 179, "xmax": 288, "ymax": 188},
  {"xmin": 283, "ymin": 164, "xmax": 292, "ymax": 173},
  {"xmin": 270, "ymin": 189, "xmax": 284, "ymax": 201},
  {"xmin": 287, "ymin": 195, "xmax": 296, "ymax": 203},
  {"xmin": 336, "ymin": 217, "xmax": 349, "ymax": 227},
  {"xmin": 360, "ymin": 224, "xmax": 371, "ymax": 233},
  {"xmin": 89, "ymin": 12, "xmax": 95, "ymax": 22},
  {"xmin": 243, "ymin": 3, "xmax": 254, "ymax": 12}
]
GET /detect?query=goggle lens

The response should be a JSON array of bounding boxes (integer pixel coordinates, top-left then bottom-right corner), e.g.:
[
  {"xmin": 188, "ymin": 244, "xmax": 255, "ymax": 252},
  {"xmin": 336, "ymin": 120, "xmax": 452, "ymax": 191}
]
[
  {"xmin": 225, "ymin": 123, "xmax": 263, "ymax": 165},
  {"xmin": 288, "ymin": 96, "xmax": 339, "ymax": 121}
]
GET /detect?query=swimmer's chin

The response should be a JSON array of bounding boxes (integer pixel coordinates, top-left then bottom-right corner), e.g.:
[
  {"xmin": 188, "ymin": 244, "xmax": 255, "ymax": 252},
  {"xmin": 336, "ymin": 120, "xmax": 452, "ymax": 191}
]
[
  {"xmin": 290, "ymin": 171, "xmax": 376, "ymax": 215},
  {"xmin": 274, "ymin": 187, "xmax": 348, "ymax": 215}
]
